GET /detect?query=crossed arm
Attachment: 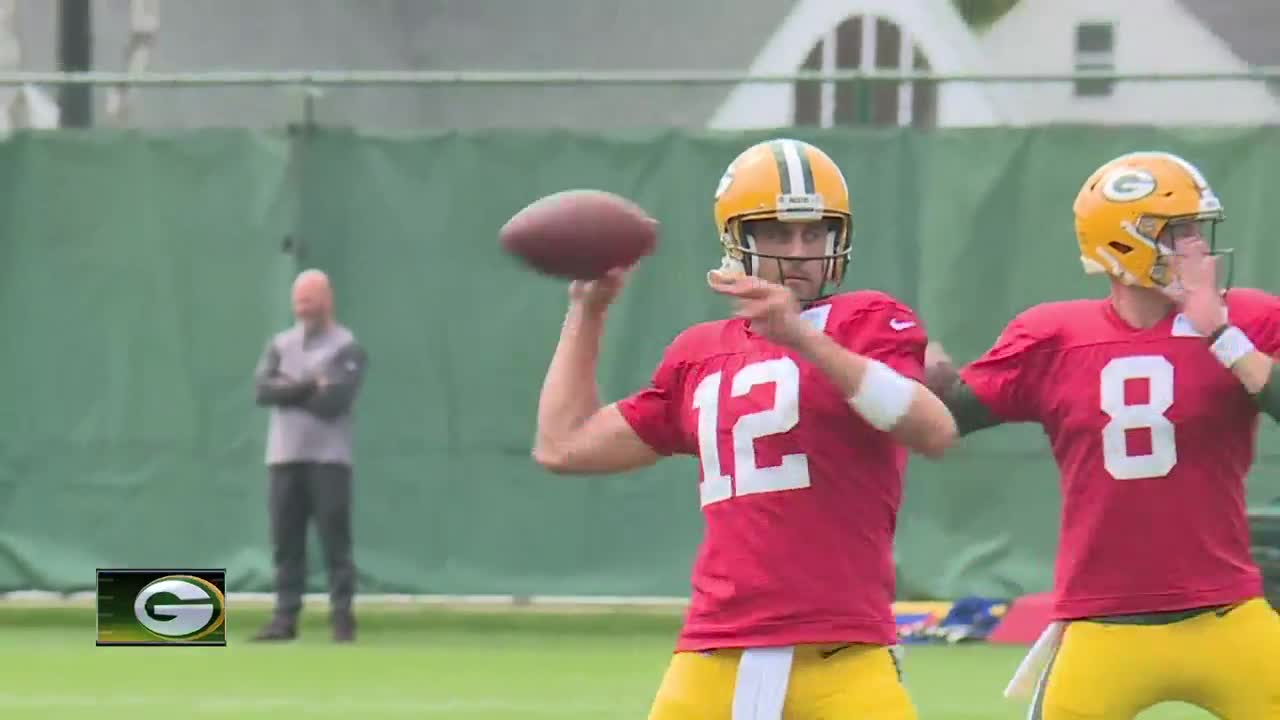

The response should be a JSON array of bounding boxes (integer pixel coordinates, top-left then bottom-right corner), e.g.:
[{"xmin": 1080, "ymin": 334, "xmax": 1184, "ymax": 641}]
[
  {"xmin": 304, "ymin": 343, "xmax": 368, "ymax": 419},
  {"xmin": 254, "ymin": 340, "xmax": 368, "ymax": 419},
  {"xmin": 254, "ymin": 342, "xmax": 316, "ymax": 407}
]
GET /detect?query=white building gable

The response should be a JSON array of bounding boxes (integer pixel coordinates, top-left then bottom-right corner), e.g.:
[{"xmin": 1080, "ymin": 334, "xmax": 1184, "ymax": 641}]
[
  {"xmin": 711, "ymin": 0, "xmax": 1280, "ymax": 129},
  {"xmin": 979, "ymin": 0, "xmax": 1280, "ymax": 125},
  {"xmin": 710, "ymin": 0, "xmax": 1023, "ymax": 129}
]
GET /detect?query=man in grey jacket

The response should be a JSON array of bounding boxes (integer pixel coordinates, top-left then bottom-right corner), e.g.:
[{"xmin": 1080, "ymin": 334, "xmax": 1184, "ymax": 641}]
[{"xmin": 252, "ymin": 269, "xmax": 368, "ymax": 643}]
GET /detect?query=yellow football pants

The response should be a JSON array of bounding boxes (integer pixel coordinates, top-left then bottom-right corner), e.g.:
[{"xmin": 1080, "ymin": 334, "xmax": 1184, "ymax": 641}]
[
  {"xmin": 647, "ymin": 642, "xmax": 917, "ymax": 720},
  {"xmin": 1033, "ymin": 598, "xmax": 1280, "ymax": 719}
]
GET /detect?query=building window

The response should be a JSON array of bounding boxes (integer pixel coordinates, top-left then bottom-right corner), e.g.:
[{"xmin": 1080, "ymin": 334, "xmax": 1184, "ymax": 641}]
[
  {"xmin": 793, "ymin": 15, "xmax": 936, "ymax": 128},
  {"xmin": 1074, "ymin": 22, "xmax": 1114, "ymax": 97}
]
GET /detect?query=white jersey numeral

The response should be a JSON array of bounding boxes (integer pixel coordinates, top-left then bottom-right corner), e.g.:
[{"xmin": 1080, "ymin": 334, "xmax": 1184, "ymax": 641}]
[
  {"xmin": 1099, "ymin": 355, "xmax": 1177, "ymax": 480},
  {"xmin": 692, "ymin": 358, "xmax": 811, "ymax": 507}
]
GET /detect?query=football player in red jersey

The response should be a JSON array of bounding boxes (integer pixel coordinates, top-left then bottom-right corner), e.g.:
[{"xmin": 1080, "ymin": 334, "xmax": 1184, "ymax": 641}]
[
  {"xmin": 532, "ymin": 138, "xmax": 957, "ymax": 720},
  {"xmin": 926, "ymin": 151, "xmax": 1280, "ymax": 719}
]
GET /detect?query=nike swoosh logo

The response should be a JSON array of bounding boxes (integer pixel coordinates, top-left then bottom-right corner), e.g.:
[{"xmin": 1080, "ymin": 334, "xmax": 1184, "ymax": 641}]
[
  {"xmin": 819, "ymin": 643, "xmax": 853, "ymax": 659},
  {"xmin": 889, "ymin": 319, "xmax": 917, "ymax": 331}
]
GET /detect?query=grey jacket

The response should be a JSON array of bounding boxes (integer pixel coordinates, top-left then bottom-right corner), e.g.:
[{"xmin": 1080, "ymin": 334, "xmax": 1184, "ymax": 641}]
[{"xmin": 254, "ymin": 323, "xmax": 368, "ymax": 466}]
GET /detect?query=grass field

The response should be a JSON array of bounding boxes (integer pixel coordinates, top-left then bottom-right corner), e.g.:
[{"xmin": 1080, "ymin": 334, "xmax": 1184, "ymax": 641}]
[{"xmin": 1, "ymin": 603, "xmax": 1217, "ymax": 719}]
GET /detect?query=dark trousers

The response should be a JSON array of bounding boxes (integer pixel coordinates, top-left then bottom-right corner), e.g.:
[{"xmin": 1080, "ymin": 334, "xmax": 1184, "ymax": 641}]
[{"xmin": 267, "ymin": 462, "xmax": 356, "ymax": 625}]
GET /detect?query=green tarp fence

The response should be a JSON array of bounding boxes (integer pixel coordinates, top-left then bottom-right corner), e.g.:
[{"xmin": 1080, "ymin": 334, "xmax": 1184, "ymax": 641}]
[{"xmin": 2, "ymin": 126, "xmax": 1278, "ymax": 600}]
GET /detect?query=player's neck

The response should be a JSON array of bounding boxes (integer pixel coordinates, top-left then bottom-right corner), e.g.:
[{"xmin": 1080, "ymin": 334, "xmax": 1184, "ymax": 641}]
[{"xmin": 1108, "ymin": 283, "xmax": 1174, "ymax": 330}]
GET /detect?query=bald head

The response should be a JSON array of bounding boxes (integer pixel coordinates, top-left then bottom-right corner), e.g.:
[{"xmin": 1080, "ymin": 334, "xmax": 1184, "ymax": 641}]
[{"xmin": 292, "ymin": 269, "xmax": 334, "ymax": 333}]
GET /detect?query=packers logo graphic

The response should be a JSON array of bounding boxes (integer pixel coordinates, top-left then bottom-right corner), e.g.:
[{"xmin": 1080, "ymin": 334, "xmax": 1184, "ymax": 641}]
[{"xmin": 1101, "ymin": 169, "xmax": 1157, "ymax": 202}]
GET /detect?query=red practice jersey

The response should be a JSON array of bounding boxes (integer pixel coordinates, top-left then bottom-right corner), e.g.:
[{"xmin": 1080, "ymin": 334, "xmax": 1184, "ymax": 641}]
[
  {"xmin": 960, "ymin": 287, "xmax": 1280, "ymax": 620},
  {"xmin": 616, "ymin": 290, "xmax": 927, "ymax": 652}
]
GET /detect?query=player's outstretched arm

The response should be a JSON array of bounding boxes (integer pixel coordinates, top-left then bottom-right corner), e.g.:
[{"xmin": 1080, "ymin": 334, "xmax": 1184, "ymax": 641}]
[
  {"xmin": 924, "ymin": 341, "xmax": 1004, "ymax": 437},
  {"xmin": 532, "ymin": 271, "xmax": 663, "ymax": 475}
]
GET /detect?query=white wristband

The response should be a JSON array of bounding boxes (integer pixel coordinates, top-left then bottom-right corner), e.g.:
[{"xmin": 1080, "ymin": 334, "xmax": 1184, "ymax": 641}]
[
  {"xmin": 1209, "ymin": 325, "xmax": 1255, "ymax": 369},
  {"xmin": 849, "ymin": 359, "xmax": 916, "ymax": 431}
]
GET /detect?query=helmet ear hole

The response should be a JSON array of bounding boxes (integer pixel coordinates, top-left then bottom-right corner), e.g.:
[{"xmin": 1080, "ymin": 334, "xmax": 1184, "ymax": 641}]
[{"xmin": 1108, "ymin": 241, "xmax": 1134, "ymax": 255}]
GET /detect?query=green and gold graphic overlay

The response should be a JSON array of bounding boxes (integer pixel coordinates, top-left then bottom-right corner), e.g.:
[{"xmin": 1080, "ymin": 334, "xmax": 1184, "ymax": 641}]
[{"xmin": 96, "ymin": 569, "xmax": 226, "ymax": 646}]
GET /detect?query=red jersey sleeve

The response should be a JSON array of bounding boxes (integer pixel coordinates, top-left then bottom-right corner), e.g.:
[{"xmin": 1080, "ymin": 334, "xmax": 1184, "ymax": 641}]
[
  {"xmin": 830, "ymin": 297, "xmax": 928, "ymax": 383},
  {"xmin": 615, "ymin": 344, "xmax": 688, "ymax": 456},
  {"xmin": 1228, "ymin": 287, "xmax": 1280, "ymax": 357},
  {"xmin": 958, "ymin": 311, "xmax": 1052, "ymax": 423}
]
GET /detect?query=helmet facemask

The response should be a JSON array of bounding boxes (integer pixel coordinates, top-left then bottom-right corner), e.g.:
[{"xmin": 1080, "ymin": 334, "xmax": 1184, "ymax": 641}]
[
  {"xmin": 715, "ymin": 215, "xmax": 851, "ymax": 305},
  {"xmin": 1143, "ymin": 214, "xmax": 1232, "ymax": 292}
]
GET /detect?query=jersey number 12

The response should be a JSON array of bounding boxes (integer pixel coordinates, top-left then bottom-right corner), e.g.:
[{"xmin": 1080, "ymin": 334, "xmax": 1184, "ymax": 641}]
[{"xmin": 692, "ymin": 357, "xmax": 811, "ymax": 507}]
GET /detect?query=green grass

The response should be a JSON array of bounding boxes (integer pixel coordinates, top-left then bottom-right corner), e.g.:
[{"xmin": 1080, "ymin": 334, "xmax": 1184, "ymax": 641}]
[{"xmin": 0, "ymin": 605, "xmax": 1216, "ymax": 719}]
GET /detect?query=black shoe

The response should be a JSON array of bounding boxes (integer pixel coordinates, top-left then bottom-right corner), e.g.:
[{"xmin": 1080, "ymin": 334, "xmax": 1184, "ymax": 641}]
[
  {"xmin": 251, "ymin": 621, "xmax": 297, "ymax": 642},
  {"xmin": 332, "ymin": 614, "xmax": 356, "ymax": 643}
]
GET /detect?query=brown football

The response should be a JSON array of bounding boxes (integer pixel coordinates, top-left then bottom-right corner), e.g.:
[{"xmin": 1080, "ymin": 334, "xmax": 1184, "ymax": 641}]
[{"xmin": 499, "ymin": 189, "xmax": 659, "ymax": 280}]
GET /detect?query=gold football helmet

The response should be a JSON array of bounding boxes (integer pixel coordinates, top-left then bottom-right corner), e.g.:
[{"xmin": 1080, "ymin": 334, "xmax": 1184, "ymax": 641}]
[
  {"xmin": 710, "ymin": 139, "xmax": 852, "ymax": 295},
  {"xmin": 1074, "ymin": 151, "xmax": 1228, "ymax": 288}
]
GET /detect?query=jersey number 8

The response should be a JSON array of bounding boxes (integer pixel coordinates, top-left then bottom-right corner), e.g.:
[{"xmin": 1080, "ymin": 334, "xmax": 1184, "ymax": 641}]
[{"xmin": 1100, "ymin": 355, "xmax": 1177, "ymax": 480}]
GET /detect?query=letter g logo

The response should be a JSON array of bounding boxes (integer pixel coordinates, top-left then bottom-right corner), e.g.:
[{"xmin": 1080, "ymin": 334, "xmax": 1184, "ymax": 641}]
[{"xmin": 133, "ymin": 575, "xmax": 225, "ymax": 641}]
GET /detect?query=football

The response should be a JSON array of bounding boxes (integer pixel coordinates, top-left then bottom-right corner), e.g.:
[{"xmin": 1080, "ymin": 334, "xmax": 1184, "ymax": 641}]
[{"xmin": 499, "ymin": 189, "xmax": 659, "ymax": 280}]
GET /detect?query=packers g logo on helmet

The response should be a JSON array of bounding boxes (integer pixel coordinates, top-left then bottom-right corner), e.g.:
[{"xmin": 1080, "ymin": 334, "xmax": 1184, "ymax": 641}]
[
  {"xmin": 1100, "ymin": 169, "xmax": 1157, "ymax": 203},
  {"xmin": 709, "ymin": 138, "xmax": 853, "ymax": 296},
  {"xmin": 1074, "ymin": 151, "xmax": 1228, "ymax": 289}
]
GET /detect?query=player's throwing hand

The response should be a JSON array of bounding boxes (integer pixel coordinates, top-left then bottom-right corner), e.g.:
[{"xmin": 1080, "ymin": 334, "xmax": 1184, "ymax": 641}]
[
  {"xmin": 568, "ymin": 267, "xmax": 630, "ymax": 313},
  {"xmin": 709, "ymin": 272, "xmax": 813, "ymax": 348}
]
